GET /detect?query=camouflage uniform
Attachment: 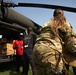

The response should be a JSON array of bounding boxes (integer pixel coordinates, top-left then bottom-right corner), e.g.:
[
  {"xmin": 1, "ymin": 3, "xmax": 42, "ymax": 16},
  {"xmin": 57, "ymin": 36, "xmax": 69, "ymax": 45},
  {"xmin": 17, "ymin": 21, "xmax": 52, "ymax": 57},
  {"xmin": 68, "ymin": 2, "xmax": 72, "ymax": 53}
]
[
  {"xmin": 62, "ymin": 21, "xmax": 76, "ymax": 67},
  {"xmin": 33, "ymin": 20, "xmax": 63, "ymax": 75}
]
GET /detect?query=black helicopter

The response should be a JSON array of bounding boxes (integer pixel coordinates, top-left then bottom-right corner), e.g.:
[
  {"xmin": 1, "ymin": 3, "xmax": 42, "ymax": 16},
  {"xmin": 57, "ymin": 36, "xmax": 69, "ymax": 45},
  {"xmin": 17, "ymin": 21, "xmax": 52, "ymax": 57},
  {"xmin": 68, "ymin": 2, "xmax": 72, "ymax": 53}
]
[
  {"xmin": 0, "ymin": 0, "xmax": 76, "ymax": 39},
  {"xmin": 0, "ymin": 0, "xmax": 75, "ymax": 63}
]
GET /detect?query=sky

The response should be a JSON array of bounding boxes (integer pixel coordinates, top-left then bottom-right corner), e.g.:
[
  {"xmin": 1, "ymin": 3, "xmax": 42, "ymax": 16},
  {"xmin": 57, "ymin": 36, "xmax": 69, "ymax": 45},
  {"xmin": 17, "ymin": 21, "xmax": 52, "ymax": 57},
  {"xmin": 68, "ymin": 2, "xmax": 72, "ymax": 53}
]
[{"xmin": 5, "ymin": 0, "xmax": 76, "ymax": 32}]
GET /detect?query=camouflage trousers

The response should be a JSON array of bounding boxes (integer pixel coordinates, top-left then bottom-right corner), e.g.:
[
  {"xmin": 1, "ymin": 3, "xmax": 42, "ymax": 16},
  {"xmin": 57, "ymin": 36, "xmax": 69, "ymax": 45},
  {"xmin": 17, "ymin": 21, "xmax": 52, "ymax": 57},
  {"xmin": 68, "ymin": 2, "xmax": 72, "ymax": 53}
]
[{"xmin": 33, "ymin": 40, "xmax": 63, "ymax": 75}]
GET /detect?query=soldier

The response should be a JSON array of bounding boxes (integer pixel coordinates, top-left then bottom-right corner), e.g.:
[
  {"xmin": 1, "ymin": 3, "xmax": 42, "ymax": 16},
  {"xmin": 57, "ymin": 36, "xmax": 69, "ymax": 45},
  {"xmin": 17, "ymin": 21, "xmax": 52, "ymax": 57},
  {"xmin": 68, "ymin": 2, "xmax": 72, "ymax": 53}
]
[
  {"xmin": 61, "ymin": 18, "xmax": 76, "ymax": 75},
  {"xmin": 53, "ymin": 9, "xmax": 76, "ymax": 75},
  {"xmin": 33, "ymin": 9, "xmax": 67, "ymax": 75}
]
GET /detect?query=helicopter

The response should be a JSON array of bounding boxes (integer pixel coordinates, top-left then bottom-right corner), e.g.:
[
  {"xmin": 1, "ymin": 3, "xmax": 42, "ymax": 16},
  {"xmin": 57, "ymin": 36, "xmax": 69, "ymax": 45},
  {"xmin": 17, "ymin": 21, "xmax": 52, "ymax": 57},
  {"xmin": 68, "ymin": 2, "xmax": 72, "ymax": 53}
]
[
  {"xmin": 0, "ymin": 0, "xmax": 76, "ymax": 62},
  {"xmin": 0, "ymin": 0, "xmax": 76, "ymax": 37},
  {"xmin": 0, "ymin": 0, "xmax": 76, "ymax": 31}
]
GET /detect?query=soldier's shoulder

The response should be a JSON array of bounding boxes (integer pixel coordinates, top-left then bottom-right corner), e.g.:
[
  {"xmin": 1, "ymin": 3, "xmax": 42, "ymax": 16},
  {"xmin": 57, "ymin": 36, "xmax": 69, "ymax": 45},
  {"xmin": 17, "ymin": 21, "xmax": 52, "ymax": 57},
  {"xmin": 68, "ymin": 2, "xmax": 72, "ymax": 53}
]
[
  {"xmin": 42, "ymin": 21, "xmax": 50, "ymax": 27},
  {"xmin": 65, "ymin": 21, "xmax": 71, "ymax": 27}
]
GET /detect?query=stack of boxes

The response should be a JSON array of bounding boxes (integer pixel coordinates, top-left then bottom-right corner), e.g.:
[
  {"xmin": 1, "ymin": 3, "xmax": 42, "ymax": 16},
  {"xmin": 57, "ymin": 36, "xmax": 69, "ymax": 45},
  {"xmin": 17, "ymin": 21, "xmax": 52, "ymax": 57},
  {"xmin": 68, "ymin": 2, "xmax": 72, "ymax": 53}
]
[{"xmin": 0, "ymin": 38, "xmax": 16, "ymax": 55}]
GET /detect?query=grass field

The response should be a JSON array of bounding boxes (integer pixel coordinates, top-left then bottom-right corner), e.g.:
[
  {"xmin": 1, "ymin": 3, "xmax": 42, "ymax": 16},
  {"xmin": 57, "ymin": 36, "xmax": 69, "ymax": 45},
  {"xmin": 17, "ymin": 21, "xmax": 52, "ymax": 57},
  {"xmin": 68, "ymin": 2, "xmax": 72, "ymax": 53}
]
[
  {"xmin": 0, "ymin": 61, "xmax": 32, "ymax": 75},
  {"xmin": 0, "ymin": 61, "xmax": 74, "ymax": 75},
  {"xmin": 69, "ymin": 66, "xmax": 74, "ymax": 75}
]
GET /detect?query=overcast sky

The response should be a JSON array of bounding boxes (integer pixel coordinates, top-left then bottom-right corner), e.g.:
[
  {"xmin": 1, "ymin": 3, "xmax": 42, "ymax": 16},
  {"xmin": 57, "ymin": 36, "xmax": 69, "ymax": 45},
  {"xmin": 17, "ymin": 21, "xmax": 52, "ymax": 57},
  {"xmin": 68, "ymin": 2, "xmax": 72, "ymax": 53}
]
[{"xmin": 5, "ymin": 0, "xmax": 76, "ymax": 33}]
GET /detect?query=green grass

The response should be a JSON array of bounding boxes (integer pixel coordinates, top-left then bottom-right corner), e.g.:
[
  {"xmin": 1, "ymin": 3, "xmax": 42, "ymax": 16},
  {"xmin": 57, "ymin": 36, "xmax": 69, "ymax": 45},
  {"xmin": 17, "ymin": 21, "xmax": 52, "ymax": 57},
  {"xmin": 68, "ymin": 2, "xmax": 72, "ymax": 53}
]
[
  {"xmin": 0, "ymin": 61, "xmax": 32, "ymax": 75},
  {"xmin": 0, "ymin": 62, "xmax": 74, "ymax": 75},
  {"xmin": 0, "ymin": 66, "xmax": 32, "ymax": 75},
  {"xmin": 69, "ymin": 66, "xmax": 74, "ymax": 75},
  {"xmin": 0, "ymin": 69, "xmax": 32, "ymax": 75}
]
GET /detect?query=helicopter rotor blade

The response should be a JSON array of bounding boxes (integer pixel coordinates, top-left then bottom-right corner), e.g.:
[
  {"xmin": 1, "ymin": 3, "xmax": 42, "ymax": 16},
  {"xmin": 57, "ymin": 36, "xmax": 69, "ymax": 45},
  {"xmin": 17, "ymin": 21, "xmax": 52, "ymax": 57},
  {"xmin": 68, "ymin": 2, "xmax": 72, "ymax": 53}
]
[
  {"xmin": 14, "ymin": 3, "xmax": 76, "ymax": 13},
  {"xmin": 1, "ymin": 2, "xmax": 76, "ymax": 13}
]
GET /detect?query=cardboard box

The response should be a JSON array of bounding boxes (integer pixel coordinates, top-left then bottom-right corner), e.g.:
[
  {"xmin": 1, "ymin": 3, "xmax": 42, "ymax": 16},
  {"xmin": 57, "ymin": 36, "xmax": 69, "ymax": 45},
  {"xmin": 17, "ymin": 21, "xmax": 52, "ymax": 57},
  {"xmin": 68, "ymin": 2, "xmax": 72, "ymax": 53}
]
[
  {"xmin": 2, "ymin": 49, "xmax": 15, "ymax": 55},
  {"xmin": 3, "ymin": 43, "xmax": 13, "ymax": 49},
  {"xmin": 0, "ymin": 43, "xmax": 16, "ymax": 55}
]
